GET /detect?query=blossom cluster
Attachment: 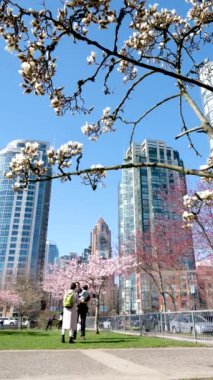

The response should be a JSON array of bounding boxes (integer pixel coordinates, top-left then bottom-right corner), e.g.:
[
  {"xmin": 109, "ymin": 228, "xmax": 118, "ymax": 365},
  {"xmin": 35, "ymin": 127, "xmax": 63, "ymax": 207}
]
[
  {"xmin": 117, "ymin": 48, "xmax": 138, "ymax": 82},
  {"xmin": 187, "ymin": 0, "xmax": 213, "ymax": 24},
  {"xmin": 18, "ymin": 52, "xmax": 56, "ymax": 97},
  {"xmin": 81, "ymin": 107, "xmax": 114, "ymax": 140},
  {"xmin": 47, "ymin": 141, "xmax": 83, "ymax": 167},
  {"xmin": 5, "ymin": 141, "xmax": 84, "ymax": 190},
  {"xmin": 183, "ymin": 187, "xmax": 213, "ymax": 227},
  {"xmin": 126, "ymin": 0, "xmax": 212, "ymax": 55},
  {"xmin": 50, "ymin": 89, "xmax": 67, "ymax": 116},
  {"xmin": 200, "ymin": 151, "xmax": 213, "ymax": 184},
  {"xmin": 67, "ymin": 0, "xmax": 116, "ymax": 30},
  {"xmin": 0, "ymin": 0, "xmax": 212, "ymax": 127},
  {"xmin": 5, "ymin": 142, "xmax": 46, "ymax": 191},
  {"xmin": 126, "ymin": 5, "xmax": 187, "ymax": 53}
]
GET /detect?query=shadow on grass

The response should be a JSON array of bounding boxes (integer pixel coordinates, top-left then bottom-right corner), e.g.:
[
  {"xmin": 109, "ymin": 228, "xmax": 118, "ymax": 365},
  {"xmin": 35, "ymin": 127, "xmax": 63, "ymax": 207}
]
[
  {"xmin": 80, "ymin": 338, "xmax": 135, "ymax": 344},
  {"xmin": 0, "ymin": 330, "xmax": 47, "ymax": 337}
]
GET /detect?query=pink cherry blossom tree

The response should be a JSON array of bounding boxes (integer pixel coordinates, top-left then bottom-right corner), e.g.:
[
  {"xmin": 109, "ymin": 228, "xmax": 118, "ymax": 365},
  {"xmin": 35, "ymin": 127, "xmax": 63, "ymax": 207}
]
[
  {"xmin": 122, "ymin": 219, "xmax": 195, "ymax": 312},
  {"xmin": 0, "ymin": 278, "xmax": 44, "ymax": 327},
  {"xmin": 43, "ymin": 255, "xmax": 133, "ymax": 333},
  {"xmin": 183, "ymin": 181, "xmax": 213, "ymax": 261},
  {"xmin": 0, "ymin": 289, "xmax": 22, "ymax": 311},
  {"xmin": 121, "ymin": 182, "xmax": 196, "ymax": 312}
]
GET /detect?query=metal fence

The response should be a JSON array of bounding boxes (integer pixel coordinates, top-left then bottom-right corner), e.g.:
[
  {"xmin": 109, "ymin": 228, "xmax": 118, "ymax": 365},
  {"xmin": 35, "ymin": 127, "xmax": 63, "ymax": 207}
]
[{"xmin": 87, "ymin": 310, "xmax": 213, "ymax": 342}]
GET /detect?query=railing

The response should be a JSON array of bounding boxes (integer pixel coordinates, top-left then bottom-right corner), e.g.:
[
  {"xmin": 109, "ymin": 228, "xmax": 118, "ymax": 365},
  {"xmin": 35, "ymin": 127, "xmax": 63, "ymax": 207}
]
[{"xmin": 87, "ymin": 310, "xmax": 213, "ymax": 342}]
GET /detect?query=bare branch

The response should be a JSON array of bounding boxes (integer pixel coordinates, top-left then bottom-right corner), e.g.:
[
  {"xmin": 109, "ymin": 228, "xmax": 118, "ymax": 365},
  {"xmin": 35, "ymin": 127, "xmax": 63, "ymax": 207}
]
[
  {"xmin": 176, "ymin": 126, "xmax": 204, "ymax": 139},
  {"xmin": 129, "ymin": 93, "xmax": 181, "ymax": 146}
]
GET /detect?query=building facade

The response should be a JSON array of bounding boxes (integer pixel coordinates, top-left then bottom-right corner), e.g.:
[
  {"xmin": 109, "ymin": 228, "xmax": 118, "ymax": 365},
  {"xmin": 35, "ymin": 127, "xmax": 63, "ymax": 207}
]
[
  {"xmin": 119, "ymin": 139, "xmax": 196, "ymax": 314},
  {"xmin": 196, "ymin": 264, "xmax": 213, "ymax": 310},
  {"xmin": 0, "ymin": 140, "xmax": 51, "ymax": 288},
  {"xmin": 90, "ymin": 218, "xmax": 113, "ymax": 314},
  {"xmin": 90, "ymin": 218, "xmax": 111, "ymax": 259},
  {"xmin": 45, "ymin": 241, "xmax": 59, "ymax": 266}
]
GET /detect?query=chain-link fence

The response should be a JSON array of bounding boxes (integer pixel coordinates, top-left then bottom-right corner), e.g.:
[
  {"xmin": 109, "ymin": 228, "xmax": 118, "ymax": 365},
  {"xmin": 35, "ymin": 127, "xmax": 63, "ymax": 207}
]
[{"xmin": 87, "ymin": 310, "xmax": 213, "ymax": 342}]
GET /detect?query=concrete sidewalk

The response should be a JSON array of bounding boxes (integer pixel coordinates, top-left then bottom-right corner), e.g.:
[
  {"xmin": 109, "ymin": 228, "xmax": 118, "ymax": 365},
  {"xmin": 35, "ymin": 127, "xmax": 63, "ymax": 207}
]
[{"xmin": 0, "ymin": 347, "xmax": 213, "ymax": 380}]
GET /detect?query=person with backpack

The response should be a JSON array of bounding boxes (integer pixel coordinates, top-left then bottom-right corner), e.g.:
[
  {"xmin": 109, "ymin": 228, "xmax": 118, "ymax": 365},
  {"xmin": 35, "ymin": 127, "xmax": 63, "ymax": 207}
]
[{"xmin": 61, "ymin": 282, "xmax": 78, "ymax": 343}]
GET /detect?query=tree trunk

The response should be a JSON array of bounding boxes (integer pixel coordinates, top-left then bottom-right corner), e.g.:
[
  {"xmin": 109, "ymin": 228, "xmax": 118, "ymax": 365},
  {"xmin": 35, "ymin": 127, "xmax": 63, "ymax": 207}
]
[{"xmin": 94, "ymin": 295, "xmax": 100, "ymax": 334}]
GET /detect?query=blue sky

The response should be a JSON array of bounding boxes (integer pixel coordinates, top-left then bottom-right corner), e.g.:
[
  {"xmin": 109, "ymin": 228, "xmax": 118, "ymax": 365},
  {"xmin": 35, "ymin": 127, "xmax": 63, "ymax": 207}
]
[{"xmin": 0, "ymin": 1, "xmax": 212, "ymax": 256}]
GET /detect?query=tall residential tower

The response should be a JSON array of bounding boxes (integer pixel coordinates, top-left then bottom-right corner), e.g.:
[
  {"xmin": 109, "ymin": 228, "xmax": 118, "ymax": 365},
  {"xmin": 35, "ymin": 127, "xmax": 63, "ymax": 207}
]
[
  {"xmin": 45, "ymin": 241, "xmax": 59, "ymax": 266},
  {"xmin": 0, "ymin": 140, "xmax": 51, "ymax": 288},
  {"xmin": 119, "ymin": 139, "xmax": 196, "ymax": 313},
  {"xmin": 90, "ymin": 218, "xmax": 111, "ymax": 260}
]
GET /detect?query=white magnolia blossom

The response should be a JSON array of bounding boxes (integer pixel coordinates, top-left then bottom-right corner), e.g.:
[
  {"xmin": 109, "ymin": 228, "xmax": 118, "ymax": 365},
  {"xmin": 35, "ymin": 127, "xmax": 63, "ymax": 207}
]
[
  {"xmin": 5, "ymin": 171, "xmax": 14, "ymax": 179},
  {"xmin": 50, "ymin": 89, "xmax": 65, "ymax": 115},
  {"xmin": 90, "ymin": 164, "xmax": 106, "ymax": 180},
  {"xmin": 101, "ymin": 106, "xmax": 114, "ymax": 133},
  {"xmin": 81, "ymin": 106, "xmax": 115, "ymax": 140},
  {"xmin": 197, "ymin": 190, "xmax": 213, "ymax": 201},
  {"xmin": 4, "ymin": 34, "xmax": 18, "ymax": 53},
  {"xmin": 91, "ymin": 163, "xmax": 105, "ymax": 171},
  {"xmin": 183, "ymin": 194, "xmax": 198, "ymax": 208},
  {"xmin": 21, "ymin": 61, "xmax": 31, "ymax": 75},
  {"xmin": 24, "ymin": 141, "xmax": 39, "ymax": 153},
  {"xmin": 47, "ymin": 141, "xmax": 83, "ymax": 167},
  {"xmin": 13, "ymin": 182, "xmax": 22, "ymax": 192},
  {"xmin": 183, "ymin": 210, "xmax": 196, "ymax": 222},
  {"xmin": 87, "ymin": 51, "xmax": 96, "ymax": 65},
  {"xmin": 81, "ymin": 122, "xmax": 100, "ymax": 140}
]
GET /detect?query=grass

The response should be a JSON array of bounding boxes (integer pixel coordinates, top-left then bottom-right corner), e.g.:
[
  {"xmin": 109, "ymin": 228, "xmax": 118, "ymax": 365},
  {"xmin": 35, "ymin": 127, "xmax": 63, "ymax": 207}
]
[{"xmin": 0, "ymin": 329, "xmax": 205, "ymax": 350}]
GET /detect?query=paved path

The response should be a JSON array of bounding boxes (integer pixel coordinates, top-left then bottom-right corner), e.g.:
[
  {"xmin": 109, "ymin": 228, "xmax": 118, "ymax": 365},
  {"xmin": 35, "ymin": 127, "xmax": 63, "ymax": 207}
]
[{"xmin": 0, "ymin": 348, "xmax": 213, "ymax": 380}]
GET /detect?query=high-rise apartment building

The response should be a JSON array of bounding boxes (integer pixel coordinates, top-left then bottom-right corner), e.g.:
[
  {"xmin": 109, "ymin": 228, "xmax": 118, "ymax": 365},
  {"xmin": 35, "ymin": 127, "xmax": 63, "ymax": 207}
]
[
  {"xmin": 0, "ymin": 140, "xmax": 51, "ymax": 288},
  {"xmin": 90, "ymin": 218, "xmax": 113, "ymax": 314},
  {"xmin": 81, "ymin": 247, "xmax": 91, "ymax": 262},
  {"xmin": 90, "ymin": 218, "xmax": 111, "ymax": 259},
  {"xmin": 200, "ymin": 61, "xmax": 213, "ymax": 152},
  {"xmin": 119, "ymin": 139, "xmax": 196, "ymax": 313},
  {"xmin": 45, "ymin": 241, "xmax": 59, "ymax": 266}
]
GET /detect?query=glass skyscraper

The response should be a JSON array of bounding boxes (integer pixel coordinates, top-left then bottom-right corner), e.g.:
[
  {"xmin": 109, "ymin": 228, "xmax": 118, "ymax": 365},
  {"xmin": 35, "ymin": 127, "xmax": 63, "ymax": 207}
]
[
  {"xmin": 119, "ymin": 139, "xmax": 195, "ymax": 313},
  {"xmin": 0, "ymin": 140, "xmax": 51, "ymax": 288},
  {"xmin": 45, "ymin": 241, "xmax": 59, "ymax": 266}
]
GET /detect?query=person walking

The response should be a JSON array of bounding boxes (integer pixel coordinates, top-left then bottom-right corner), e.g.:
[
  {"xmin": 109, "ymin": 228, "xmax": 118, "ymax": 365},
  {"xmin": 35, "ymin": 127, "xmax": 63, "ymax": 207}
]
[
  {"xmin": 61, "ymin": 282, "xmax": 78, "ymax": 343},
  {"xmin": 78, "ymin": 285, "xmax": 90, "ymax": 340},
  {"xmin": 45, "ymin": 315, "xmax": 55, "ymax": 331},
  {"xmin": 73, "ymin": 281, "xmax": 82, "ymax": 340}
]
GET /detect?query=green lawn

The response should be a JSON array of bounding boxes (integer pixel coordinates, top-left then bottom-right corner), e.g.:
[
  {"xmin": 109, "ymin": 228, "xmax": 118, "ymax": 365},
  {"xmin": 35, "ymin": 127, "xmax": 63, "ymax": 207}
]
[{"xmin": 0, "ymin": 329, "xmax": 204, "ymax": 350}]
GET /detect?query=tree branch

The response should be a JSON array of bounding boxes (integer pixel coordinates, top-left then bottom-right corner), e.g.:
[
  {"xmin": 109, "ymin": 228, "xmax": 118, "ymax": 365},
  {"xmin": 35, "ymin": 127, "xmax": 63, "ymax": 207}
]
[
  {"xmin": 20, "ymin": 161, "xmax": 213, "ymax": 187},
  {"xmin": 70, "ymin": 29, "xmax": 213, "ymax": 93}
]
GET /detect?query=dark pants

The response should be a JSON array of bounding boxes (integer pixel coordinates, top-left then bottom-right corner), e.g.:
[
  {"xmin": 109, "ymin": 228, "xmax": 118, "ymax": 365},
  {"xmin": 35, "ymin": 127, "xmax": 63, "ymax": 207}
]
[
  {"xmin": 80, "ymin": 310, "xmax": 87, "ymax": 337},
  {"xmin": 46, "ymin": 321, "xmax": 53, "ymax": 330},
  {"xmin": 78, "ymin": 303, "xmax": 88, "ymax": 337}
]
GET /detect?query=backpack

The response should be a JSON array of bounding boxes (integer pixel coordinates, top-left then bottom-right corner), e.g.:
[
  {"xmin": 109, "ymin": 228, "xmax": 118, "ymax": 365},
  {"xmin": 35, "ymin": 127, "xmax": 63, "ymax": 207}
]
[{"xmin": 63, "ymin": 292, "xmax": 74, "ymax": 308}]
